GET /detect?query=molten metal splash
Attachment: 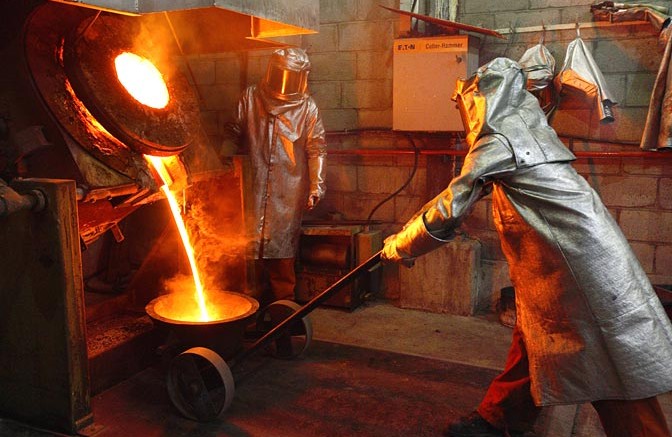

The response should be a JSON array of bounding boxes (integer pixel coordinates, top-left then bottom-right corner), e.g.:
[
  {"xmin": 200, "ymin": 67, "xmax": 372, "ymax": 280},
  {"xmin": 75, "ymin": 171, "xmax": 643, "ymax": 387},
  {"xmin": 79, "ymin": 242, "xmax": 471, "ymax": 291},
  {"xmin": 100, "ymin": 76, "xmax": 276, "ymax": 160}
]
[
  {"xmin": 145, "ymin": 155, "xmax": 211, "ymax": 321},
  {"xmin": 115, "ymin": 52, "xmax": 169, "ymax": 109}
]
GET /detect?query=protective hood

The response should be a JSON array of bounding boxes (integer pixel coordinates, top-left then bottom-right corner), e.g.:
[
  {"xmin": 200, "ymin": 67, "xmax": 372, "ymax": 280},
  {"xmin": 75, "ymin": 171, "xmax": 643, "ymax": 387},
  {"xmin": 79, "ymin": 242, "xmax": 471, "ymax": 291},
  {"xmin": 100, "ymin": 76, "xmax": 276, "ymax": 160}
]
[
  {"xmin": 452, "ymin": 57, "xmax": 575, "ymax": 167},
  {"xmin": 519, "ymin": 41, "xmax": 557, "ymax": 116},
  {"xmin": 519, "ymin": 43, "xmax": 556, "ymax": 92},
  {"xmin": 261, "ymin": 47, "xmax": 311, "ymax": 104}
]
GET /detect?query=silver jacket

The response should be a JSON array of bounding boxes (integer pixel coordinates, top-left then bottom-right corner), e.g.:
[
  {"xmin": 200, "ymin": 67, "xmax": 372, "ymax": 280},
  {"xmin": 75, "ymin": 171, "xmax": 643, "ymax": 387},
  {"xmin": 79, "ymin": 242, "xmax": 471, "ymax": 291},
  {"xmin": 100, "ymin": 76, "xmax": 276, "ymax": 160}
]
[
  {"xmin": 384, "ymin": 58, "xmax": 672, "ymax": 405},
  {"xmin": 590, "ymin": 2, "xmax": 672, "ymax": 150},
  {"xmin": 641, "ymin": 22, "xmax": 672, "ymax": 149},
  {"xmin": 591, "ymin": 2, "xmax": 672, "ymax": 148},
  {"xmin": 232, "ymin": 84, "xmax": 327, "ymax": 259},
  {"xmin": 554, "ymin": 36, "xmax": 616, "ymax": 123}
]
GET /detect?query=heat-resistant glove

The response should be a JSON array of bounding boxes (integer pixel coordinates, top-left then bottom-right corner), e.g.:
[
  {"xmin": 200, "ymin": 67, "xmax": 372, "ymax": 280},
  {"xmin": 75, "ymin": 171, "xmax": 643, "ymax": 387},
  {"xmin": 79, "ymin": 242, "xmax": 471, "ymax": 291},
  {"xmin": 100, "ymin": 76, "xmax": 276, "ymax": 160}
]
[
  {"xmin": 307, "ymin": 155, "xmax": 326, "ymax": 210},
  {"xmin": 381, "ymin": 212, "xmax": 450, "ymax": 268}
]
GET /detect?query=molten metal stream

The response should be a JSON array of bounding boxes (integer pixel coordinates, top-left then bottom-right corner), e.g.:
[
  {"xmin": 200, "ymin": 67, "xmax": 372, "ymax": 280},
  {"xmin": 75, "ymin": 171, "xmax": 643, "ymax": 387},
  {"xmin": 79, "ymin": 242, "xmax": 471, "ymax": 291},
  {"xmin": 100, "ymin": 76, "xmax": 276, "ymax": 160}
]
[{"xmin": 145, "ymin": 155, "xmax": 211, "ymax": 321}]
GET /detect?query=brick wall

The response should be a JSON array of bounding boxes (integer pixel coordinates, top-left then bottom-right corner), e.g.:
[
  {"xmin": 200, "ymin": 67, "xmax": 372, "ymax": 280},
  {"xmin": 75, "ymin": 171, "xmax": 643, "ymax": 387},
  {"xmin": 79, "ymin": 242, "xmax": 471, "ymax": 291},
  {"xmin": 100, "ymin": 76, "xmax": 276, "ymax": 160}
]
[
  {"xmin": 188, "ymin": 0, "xmax": 672, "ymax": 310},
  {"xmin": 464, "ymin": 1, "xmax": 664, "ymax": 144},
  {"xmin": 457, "ymin": 0, "xmax": 672, "ymax": 293}
]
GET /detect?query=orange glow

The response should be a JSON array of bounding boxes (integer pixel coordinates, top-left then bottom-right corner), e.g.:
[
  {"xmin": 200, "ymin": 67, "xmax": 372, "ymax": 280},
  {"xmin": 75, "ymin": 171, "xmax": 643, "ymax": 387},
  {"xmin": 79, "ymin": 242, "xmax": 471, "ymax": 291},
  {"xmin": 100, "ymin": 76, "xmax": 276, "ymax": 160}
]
[
  {"xmin": 145, "ymin": 155, "xmax": 211, "ymax": 321},
  {"xmin": 64, "ymin": 78, "xmax": 131, "ymax": 151},
  {"xmin": 151, "ymin": 285, "xmax": 257, "ymax": 323},
  {"xmin": 115, "ymin": 52, "xmax": 169, "ymax": 109}
]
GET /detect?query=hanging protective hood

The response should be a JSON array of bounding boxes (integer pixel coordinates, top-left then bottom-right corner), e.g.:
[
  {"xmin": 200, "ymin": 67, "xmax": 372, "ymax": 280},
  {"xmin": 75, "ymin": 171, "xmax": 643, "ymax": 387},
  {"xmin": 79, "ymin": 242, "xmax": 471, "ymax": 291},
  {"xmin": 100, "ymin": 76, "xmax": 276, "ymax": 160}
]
[{"xmin": 48, "ymin": 0, "xmax": 320, "ymax": 53}]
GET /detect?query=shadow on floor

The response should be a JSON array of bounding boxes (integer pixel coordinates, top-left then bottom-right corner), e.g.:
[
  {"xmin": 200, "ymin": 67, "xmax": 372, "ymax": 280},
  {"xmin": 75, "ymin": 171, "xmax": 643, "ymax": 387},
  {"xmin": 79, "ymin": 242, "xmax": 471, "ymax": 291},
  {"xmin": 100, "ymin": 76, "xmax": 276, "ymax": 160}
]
[{"xmin": 84, "ymin": 340, "xmax": 500, "ymax": 437}]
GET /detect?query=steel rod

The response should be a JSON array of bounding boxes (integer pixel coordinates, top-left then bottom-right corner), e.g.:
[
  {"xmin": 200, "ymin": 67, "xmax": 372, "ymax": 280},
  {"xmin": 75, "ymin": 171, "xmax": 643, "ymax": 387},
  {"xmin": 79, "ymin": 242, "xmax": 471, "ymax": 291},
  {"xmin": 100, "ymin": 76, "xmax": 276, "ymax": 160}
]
[
  {"xmin": 230, "ymin": 251, "xmax": 382, "ymax": 368},
  {"xmin": 327, "ymin": 148, "xmax": 672, "ymax": 159}
]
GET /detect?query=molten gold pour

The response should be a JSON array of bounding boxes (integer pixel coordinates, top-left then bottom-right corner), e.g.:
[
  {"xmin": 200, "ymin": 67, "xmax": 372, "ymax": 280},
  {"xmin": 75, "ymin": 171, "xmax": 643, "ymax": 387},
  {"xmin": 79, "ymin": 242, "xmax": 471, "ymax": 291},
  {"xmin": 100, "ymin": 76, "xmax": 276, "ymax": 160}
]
[{"xmin": 145, "ymin": 155, "xmax": 211, "ymax": 321}]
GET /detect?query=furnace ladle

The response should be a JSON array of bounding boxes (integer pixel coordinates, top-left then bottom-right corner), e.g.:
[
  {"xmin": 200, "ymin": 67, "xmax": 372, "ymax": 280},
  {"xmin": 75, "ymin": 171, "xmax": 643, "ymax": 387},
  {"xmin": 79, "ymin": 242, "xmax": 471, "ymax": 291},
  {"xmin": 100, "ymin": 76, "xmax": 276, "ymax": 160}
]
[{"xmin": 155, "ymin": 251, "xmax": 382, "ymax": 422}]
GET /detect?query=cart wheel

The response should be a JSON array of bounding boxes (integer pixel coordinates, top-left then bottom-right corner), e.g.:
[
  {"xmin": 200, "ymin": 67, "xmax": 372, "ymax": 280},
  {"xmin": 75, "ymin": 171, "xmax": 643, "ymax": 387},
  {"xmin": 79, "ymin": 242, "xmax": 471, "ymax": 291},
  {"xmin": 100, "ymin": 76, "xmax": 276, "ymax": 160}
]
[
  {"xmin": 256, "ymin": 299, "xmax": 313, "ymax": 359},
  {"xmin": 166, "ymin": 347, "xmax": 235, "ymax": 422}
]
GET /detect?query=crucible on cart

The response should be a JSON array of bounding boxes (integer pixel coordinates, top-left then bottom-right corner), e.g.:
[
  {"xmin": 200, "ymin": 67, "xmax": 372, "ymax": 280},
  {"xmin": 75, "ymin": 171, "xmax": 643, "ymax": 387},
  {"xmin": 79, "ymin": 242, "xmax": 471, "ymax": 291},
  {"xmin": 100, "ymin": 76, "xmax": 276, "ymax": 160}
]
[{"xmin": 146, "ymin": 251, "xmax": 382, "ymax": 421}]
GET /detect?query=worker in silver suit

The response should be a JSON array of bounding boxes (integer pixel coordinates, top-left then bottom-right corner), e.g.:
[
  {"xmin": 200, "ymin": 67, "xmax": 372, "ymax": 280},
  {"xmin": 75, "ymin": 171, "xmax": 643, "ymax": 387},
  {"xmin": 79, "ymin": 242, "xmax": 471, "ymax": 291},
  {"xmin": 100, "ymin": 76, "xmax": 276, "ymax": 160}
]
[
  {"xmin": 224, "ymin": 47, "xmax": 327, "ymax": 307},
  {"xmin": 382, "ymin": 57, "xmax": 672, "ymax": 437}
]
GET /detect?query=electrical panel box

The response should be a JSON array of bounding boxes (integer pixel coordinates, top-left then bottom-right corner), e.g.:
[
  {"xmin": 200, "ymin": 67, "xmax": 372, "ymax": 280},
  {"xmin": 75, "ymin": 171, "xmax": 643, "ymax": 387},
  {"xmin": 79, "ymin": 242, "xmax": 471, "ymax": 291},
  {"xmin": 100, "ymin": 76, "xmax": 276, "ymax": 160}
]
[{"xmin": 393, "ymin": 35, "xmax": 479, "ymax": 132}]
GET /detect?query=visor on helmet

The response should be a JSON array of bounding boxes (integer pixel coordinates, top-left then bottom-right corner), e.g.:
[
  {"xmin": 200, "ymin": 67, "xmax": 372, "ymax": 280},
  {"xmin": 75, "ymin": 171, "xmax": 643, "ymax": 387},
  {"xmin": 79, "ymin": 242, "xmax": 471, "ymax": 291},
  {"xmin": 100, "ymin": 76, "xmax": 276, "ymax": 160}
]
[
  {"xmin": 451, "ymin": 75, "xmax": 480, "ymax": 139},
  {"xmin": 264, "ymin": 63, "xmax": 309, "ymax": 100}
]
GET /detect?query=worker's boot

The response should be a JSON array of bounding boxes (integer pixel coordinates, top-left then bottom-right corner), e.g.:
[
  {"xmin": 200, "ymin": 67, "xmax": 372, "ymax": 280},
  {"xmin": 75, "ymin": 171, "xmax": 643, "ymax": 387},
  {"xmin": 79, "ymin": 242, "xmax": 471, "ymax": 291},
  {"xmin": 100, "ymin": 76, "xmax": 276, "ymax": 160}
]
[{"xmin": 443, "ymin": 411, "xmax": 526, "ymax": 437}]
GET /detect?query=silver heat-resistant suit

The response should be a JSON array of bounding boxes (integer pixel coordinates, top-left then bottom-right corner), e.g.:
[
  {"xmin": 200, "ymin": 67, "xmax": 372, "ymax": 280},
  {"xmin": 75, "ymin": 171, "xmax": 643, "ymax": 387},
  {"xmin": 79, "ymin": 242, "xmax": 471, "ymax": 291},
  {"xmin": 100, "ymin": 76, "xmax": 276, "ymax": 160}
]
[
  {"xmin": 229, "ymin": 50, "xmax": 327, "ymax": 260},
  {"xmin": 382, "ymin": 57, "xmax": 672, "ymax": 406}
]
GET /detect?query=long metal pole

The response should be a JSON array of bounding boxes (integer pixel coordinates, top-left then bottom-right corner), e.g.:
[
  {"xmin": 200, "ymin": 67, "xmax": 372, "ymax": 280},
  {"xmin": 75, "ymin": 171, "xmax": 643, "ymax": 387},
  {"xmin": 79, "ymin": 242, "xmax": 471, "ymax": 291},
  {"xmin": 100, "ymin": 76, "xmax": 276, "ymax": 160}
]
[{"xmin": 230, "ymin": 251, "xmax": 382, "ymax": 368}]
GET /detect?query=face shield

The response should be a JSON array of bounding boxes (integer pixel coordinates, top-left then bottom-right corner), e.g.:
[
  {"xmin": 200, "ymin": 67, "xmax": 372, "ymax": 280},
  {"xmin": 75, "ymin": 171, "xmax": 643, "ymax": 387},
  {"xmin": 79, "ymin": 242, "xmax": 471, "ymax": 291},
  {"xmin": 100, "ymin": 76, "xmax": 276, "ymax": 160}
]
[
  {"xmin": 451, "ymin": 74, "xmax": 481, "ymax": 144},
  {"xmin": 262, "ymin": 48, "xmax": 311, "ymax": 102}
]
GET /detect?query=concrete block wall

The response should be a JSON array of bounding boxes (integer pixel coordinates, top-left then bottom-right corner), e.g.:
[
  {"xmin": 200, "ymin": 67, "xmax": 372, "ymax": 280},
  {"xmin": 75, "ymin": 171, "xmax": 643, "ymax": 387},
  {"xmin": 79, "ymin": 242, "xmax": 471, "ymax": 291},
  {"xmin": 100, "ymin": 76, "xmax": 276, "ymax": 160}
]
[
  {"xmin": 309, "ymin": 132, "xmax": 429, "ymax": 230},
  {"xmin": 462, "ymin": 1, "xmax": 666, "ymax": 145},
  {"xmin": 305, "ymin": 0, "xmax": 398, "ymax": 131},
  {"xmin": 187, "ymin": 0, "xmax": 672, "ymax": 312},
  {"xmin": 456, "ymin": 0, "xmax": 672, "ymax": 294},
  {"xmin": 399, "ymin": 235, "xmax": 486, "ymax": 316}
]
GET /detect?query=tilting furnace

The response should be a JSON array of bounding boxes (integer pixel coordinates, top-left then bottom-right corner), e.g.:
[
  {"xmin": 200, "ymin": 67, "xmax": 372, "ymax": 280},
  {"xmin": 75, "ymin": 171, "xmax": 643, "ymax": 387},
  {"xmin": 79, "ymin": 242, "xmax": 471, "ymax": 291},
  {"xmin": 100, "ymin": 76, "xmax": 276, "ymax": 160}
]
[{"xmin": 0, "ymin": 0, "xmax": 318, "ymax": 433}]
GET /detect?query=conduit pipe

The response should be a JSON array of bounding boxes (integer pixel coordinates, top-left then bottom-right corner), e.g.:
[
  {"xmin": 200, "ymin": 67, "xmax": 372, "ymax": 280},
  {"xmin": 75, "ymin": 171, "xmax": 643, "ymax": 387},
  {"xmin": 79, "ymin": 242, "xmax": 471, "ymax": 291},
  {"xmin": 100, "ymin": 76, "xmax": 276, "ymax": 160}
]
[
  {"xmin": 328, "ymin": 149, "xmax": 671, "ymax": 159},
  {"xmin": 326, "ymin": 131, "xmax": 672, "ymax": 159}
]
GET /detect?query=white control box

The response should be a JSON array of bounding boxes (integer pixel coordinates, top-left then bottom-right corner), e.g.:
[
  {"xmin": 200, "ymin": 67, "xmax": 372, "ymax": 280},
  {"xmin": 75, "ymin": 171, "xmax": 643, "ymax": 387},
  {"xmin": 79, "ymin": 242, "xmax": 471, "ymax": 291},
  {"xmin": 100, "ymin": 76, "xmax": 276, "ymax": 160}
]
[{"xmin": 393, "ymin": 35, "xmax": 479, "ymax": 132}]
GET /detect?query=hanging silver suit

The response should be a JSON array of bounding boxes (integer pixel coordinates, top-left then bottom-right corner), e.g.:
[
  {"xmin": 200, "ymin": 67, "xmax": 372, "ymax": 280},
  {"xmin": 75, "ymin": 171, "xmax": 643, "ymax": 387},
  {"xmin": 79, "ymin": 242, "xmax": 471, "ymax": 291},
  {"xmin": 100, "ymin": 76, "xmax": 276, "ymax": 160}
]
[
  {"xmin": 554, "ymin": 28, "xmax": 616, "ymax": 123},
  {"xmin": 590, "ymin": 4, "xmax": 672, "ymax": 149},
  {"xmin": 641, "ymin": 16, "xmax": 672, "ymax": 149}
]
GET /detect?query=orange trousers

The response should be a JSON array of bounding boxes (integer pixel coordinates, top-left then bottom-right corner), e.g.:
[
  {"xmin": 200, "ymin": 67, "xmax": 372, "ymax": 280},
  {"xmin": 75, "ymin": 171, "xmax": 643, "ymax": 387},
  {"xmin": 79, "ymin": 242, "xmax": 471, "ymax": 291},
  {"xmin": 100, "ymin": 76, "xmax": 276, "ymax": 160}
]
[{"xmin": 477, "ymin": 326, "xmax": 671, "ymax": 437}]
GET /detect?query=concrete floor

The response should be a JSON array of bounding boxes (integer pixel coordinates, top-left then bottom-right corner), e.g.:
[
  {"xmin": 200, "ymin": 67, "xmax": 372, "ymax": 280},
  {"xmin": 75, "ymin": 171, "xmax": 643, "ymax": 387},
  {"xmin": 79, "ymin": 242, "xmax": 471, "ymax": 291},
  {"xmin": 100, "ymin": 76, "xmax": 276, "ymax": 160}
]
[
  {"xmin": 1, "ymin": 299, "xmax": 671, "ymax": 436},
  {"xmin": 312, "ymin": 302, "xmax": 513, "ymax": 370},
  {"xmin": 311, "ymin": 301, "xmax": 672, "ymax": 437}
]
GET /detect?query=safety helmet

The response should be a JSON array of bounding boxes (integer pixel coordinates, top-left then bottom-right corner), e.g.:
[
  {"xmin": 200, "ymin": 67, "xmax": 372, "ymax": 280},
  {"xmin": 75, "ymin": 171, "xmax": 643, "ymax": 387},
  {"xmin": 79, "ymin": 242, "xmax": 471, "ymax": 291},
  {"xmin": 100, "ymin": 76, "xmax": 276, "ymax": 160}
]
[{"xmin": 262, "ymin": 47, "xmax": 311, "ymax": 102}]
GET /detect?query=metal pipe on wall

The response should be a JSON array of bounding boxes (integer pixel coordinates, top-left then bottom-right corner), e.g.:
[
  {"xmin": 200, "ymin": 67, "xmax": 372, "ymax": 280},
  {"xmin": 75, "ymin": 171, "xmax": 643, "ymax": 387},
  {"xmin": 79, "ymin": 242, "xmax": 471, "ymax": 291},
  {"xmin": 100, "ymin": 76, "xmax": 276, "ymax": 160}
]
[
  {"xmin": 327, "ymin": 148, "xmax": 672, "ymax": 159},
  {"xmin": 325, "ymin": 130, "xmax": 672, "ymax": 160}
]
